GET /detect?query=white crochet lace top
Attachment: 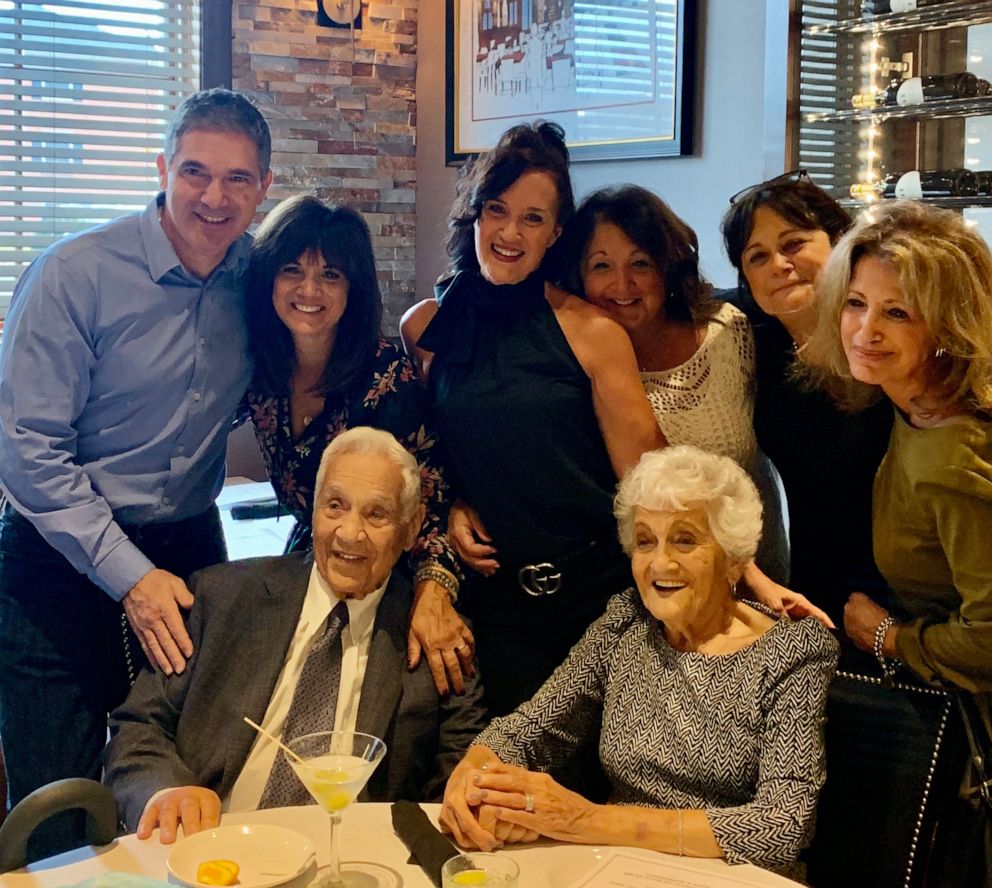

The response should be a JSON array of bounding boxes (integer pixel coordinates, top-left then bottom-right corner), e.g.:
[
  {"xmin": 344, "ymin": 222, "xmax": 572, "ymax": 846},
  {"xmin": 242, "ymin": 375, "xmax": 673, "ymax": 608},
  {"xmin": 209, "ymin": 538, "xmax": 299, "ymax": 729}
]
[{"xmin": 641, "ymin": 302, "xmax": 757, "ymax": 467}]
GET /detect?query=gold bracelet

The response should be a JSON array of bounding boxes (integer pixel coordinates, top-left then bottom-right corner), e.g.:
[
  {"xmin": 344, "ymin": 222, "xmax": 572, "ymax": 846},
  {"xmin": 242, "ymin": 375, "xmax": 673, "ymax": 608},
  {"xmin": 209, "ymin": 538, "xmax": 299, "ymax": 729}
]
[
  {"xmin": 414, "ymin": 564, "xmax": 460, "ymax": 602},
  {"xmin": 677, "ymin": 809, "xmax": 684, "ymax": 856}
]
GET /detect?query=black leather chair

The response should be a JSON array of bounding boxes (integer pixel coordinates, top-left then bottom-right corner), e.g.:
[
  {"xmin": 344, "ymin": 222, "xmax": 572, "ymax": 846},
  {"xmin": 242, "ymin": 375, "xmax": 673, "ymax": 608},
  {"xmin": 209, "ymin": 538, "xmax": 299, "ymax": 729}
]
[
  {"xmin": 805, "ymin": 648, "xmax": 967, "ymax": 888},
  {"xmin": 0, "ymin": 778, "xmax": 118, "ymax": 873}
]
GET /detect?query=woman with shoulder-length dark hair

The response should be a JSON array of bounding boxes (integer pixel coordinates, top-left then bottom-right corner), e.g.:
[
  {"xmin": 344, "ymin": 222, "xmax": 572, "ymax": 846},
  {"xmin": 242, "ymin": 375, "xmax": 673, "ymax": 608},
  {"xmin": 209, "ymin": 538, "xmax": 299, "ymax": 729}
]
[
  {"xmin": 244, "ymin": 195, "xmax": 459, "ymax": 625},
  {"xmin": 401, "ymin": 123, "xmax": 665, "ymax": 714},
  {"xmin": 720, "ymin": 173, "xmax": 892, "ymax": 624},
  {"xmin": 248, "ymin": 197, "xmax": 382, "ymax": 411},
  {"xmin": 552, "ymin": 184, "xmax": 803, "ymax": 605}
]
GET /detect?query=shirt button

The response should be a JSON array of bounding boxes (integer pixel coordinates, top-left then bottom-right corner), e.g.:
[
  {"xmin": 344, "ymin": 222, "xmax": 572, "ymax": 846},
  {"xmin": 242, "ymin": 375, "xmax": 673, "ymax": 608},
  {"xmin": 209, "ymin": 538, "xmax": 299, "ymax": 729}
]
[
  {"xmin": 163, "ymin": 496, "xmax": 172, "ymax": 506},
  {"xmin": 192, "ymin": 391, "xmax": 201, "ymax": 401},
  {"xmin": 199, "ymin": 337, "xmax": 207, "ymax": 346}
]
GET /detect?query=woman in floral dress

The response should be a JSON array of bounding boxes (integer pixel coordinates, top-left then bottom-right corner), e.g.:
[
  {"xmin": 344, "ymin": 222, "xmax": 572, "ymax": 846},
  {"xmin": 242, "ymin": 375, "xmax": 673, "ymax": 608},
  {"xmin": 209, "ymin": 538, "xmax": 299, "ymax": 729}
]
[{"xmin": 245, "ymin": 196, "xmax": 466, "ymax": 690}]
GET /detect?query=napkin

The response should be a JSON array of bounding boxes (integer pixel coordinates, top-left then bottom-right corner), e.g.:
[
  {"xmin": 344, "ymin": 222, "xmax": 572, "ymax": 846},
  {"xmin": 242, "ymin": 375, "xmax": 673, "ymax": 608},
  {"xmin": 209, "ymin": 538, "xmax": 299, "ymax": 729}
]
[{"xmin": 391, "ymin": 800, "xmax": 459, "ymax": 886}]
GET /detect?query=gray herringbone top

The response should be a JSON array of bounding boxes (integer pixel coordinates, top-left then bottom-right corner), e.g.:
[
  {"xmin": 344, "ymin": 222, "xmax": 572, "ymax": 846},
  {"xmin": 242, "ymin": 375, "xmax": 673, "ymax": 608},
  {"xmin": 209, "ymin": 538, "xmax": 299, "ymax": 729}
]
[
  {"xmin": 258, "ymin": 599, "xmax": 349, "ymax": 808},
  {"xmin": 476, "ymin": 589, "xmax": 839, "ymax": 871}
]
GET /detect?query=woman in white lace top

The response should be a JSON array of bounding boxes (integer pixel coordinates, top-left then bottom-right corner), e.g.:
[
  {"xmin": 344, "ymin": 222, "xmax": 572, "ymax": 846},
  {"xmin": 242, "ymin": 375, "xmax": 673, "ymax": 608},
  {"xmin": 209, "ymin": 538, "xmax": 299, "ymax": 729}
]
[
  {"xmin": 555, "ymin": 186, "xmax": 810, "ymax": 610},
  {"xmin": 640, "ymin": 300, "xmax": 756, "ymax": 467}
]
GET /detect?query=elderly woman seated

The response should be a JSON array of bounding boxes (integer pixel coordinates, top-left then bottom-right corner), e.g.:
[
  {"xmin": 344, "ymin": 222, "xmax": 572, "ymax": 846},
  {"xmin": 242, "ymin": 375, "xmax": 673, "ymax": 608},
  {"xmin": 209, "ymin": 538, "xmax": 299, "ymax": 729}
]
[{"xmin": 440, "ymin": 445, "xmax": 839, "ymax": 871}]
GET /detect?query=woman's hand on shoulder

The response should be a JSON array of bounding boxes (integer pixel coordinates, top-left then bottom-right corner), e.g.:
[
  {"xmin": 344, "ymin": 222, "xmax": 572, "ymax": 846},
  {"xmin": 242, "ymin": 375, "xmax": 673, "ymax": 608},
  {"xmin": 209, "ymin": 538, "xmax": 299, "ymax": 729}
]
[
  {"xmin": 742, "ymin": 562, "xmax": 835, "ymax": 629},
  {"xmin": 400, "ymin": 299, "xmax": 438, "ymax": 377},
  {"xmin": 408, "ymin": 577, "xmax": 475, "ymax": 696}
]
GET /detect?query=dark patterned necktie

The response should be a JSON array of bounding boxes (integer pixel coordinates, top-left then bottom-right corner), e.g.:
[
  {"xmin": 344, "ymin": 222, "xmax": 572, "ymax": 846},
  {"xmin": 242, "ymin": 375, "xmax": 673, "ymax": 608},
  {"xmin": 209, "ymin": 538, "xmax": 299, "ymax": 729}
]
[{"xmin": 258, "ymin": 599, "xmax": 349, "ymax": 808}]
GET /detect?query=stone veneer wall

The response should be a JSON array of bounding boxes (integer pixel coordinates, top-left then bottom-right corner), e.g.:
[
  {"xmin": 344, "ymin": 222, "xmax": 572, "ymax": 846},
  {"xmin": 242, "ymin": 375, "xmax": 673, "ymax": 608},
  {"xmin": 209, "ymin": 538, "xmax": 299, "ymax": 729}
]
[{"xmin": 232, "ymin": 1, "xmax": 418, "ymax": 332}]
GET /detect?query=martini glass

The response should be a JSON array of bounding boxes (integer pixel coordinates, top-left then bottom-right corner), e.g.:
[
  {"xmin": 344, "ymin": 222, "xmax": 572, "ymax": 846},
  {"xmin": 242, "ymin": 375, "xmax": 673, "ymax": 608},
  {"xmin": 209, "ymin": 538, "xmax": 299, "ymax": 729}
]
[{"xmin": 285, "ymin": 730, "xmax": 388, "ymax": 888}]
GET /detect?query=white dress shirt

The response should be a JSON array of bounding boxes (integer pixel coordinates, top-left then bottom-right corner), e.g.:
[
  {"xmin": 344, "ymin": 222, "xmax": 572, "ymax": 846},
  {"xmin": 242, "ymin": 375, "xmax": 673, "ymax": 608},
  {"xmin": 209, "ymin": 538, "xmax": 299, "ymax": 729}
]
[{"xmin": 223, "ymin": 565, "xmax": 387, "ymax": 812}]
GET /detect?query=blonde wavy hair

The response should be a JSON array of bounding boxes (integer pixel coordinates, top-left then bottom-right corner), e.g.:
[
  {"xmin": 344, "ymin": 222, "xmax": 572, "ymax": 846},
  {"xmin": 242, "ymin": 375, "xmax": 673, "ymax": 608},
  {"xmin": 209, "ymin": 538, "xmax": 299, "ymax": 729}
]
[{"xmin": 802, "ymin": 200, "xmax": 992, "ymax": 413}]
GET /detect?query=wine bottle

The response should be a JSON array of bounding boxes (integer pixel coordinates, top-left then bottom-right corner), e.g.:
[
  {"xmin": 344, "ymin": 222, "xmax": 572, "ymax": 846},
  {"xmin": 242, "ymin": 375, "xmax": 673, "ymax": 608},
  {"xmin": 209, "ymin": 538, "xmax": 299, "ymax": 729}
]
[
  {"xmin": 851, "ymin": 77, "xmax": 902, "ymax": 109},
  {"xmin": 852, "ymin": 72, "xmax": 980, "ymax": 109},
  {"xmin": 908, "ymin": 72, "xmax": 979, "ymax": 103},
  {"xmin": 862, "ymin": 0, "xmax": 953, "ymax": 16},
  {"xmin": 850, "ymin": 169, "xmax": 980, "ymax": 200}
]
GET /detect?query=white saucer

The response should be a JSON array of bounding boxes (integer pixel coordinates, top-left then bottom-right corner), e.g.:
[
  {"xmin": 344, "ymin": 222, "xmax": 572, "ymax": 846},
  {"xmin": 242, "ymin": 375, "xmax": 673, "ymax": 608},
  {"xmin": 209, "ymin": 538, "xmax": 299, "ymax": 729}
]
[{"xmin": 167, "ymin": 824, "xmax": 316, "ymax": 888}]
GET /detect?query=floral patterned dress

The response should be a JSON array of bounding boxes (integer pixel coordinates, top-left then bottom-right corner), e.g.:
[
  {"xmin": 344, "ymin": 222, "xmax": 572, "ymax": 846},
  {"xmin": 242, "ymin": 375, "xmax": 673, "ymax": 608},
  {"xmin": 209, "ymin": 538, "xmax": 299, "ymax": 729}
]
[{"xmin": 246, "ymin": 338, "xmax": 457, "ymax": 575}]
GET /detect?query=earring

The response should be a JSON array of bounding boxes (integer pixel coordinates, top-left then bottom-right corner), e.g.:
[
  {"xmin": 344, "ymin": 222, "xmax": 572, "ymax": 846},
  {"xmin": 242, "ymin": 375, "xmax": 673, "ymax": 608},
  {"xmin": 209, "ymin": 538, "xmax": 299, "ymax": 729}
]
[{"xmin": 935, "ymin": 346, "xmax": 948, "ymax": 358}]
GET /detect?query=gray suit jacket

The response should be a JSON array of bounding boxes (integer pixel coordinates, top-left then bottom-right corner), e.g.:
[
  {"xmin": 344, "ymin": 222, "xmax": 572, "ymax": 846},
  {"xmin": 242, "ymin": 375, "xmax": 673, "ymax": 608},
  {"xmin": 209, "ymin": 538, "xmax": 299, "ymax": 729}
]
[{"xmin": 104, "ymin": 553, "xmax": 487, "ymax": 831}]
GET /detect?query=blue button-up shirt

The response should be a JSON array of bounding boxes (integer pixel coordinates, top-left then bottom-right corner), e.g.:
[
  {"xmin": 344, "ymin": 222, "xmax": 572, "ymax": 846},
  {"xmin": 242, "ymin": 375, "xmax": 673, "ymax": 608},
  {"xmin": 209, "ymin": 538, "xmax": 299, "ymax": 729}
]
[{"xmin": 0, "ymin": 196, "xmax": 252, "ymax": 599}]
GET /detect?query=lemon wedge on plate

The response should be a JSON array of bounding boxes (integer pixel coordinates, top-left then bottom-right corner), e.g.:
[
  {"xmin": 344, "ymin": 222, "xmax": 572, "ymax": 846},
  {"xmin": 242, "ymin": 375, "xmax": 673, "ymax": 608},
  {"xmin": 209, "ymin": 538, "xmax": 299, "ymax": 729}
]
[{"xmin": 197, "ymin": 858, "xmax": 240, "ymax": 885}]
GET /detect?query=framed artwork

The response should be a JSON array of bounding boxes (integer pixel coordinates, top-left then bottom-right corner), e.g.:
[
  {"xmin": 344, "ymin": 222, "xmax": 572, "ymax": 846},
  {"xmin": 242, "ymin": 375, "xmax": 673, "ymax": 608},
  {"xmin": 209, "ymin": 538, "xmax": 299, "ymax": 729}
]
[{"xmin": 445, "ymin": 0, "xmax": 696, "ymax": 164}]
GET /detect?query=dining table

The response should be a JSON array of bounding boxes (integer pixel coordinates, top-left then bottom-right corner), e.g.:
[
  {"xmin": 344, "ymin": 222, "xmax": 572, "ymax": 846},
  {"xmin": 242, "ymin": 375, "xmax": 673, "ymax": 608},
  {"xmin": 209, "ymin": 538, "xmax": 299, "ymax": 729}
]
[{"xmin": 4, "ymin": 802, "xmax": 806, "ymax": 888}]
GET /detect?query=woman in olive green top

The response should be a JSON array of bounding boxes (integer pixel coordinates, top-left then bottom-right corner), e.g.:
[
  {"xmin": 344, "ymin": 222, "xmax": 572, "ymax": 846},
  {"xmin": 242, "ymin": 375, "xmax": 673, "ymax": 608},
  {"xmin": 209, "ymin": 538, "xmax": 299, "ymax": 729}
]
[{"xmin": 803, "ymin": 200, "xmax": 992, "ymax": 709}]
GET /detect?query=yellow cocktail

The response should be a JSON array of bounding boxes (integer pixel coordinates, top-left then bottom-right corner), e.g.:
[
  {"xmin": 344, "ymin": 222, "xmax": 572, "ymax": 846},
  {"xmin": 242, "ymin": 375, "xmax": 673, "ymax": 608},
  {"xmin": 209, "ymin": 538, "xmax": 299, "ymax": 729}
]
[{"xmin": 284, "ymin": 731, "xmax": 387, "ymax": 888}]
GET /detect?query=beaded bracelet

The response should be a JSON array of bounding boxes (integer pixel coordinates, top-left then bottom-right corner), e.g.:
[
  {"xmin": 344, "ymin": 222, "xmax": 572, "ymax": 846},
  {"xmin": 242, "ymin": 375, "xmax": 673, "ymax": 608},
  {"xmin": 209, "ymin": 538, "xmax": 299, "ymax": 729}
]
[
  {"xmin": 874, "ymin": 615, "xmax": 899, "ymax": 687},
  {"xmin": 413, "ymin": 564, "xmax": 460, "ymax": 602}
]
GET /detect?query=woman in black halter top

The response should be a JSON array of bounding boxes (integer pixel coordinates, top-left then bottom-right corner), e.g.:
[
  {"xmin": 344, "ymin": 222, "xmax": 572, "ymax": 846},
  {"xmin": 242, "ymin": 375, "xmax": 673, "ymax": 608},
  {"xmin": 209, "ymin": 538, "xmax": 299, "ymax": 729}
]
[{"xmin": 401, "ymin": 123, "xmax": 664, "ymax": 716}]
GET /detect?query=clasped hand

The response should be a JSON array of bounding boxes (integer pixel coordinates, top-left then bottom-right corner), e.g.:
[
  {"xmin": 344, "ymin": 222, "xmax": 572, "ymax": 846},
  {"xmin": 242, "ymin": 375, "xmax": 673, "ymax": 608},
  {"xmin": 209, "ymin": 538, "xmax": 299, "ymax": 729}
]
[{"xmin": 441, "ymin": 750, "xmax": 595, "ymax": 850}]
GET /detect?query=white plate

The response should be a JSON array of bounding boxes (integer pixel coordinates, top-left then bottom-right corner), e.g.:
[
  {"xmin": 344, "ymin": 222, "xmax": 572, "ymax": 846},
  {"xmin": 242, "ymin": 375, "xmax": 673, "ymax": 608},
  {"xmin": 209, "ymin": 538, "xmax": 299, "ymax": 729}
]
[{"xmin": 167, "ymin": 824, "xmax": 316, "ymax": 888}]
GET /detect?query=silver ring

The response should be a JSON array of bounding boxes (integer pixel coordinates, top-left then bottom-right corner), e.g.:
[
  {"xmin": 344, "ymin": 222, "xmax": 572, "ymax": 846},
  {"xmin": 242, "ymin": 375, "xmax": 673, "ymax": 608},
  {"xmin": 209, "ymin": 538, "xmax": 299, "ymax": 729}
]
[{"xmin": 524, "ymin": 792, "xmax": 535, "ymax": 813}]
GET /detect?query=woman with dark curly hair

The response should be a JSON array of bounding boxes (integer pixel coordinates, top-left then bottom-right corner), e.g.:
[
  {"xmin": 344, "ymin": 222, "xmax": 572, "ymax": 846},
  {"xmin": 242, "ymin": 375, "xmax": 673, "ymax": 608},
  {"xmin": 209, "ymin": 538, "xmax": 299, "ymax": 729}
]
[
  {"xmin": 402, "ymin": 123, "xmax": 663, "ymax": 715},
  {"xmin": 244, "ymin": 195, "xmax": 459, "ymax": 648}
]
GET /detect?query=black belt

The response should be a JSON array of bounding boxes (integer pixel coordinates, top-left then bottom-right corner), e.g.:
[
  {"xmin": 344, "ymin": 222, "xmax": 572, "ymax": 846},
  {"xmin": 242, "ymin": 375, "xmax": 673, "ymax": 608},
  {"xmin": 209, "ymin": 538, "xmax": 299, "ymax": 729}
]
[{"xmin": 119, "ymin": 506, "xmax": 218, "ymax": 546}]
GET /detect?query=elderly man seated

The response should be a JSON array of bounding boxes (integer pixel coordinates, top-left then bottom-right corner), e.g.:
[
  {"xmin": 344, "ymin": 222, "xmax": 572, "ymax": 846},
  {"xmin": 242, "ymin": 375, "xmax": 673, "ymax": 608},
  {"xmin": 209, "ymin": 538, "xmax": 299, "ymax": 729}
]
[{"xmin": 104, "ymin": 427, "xmax": 486, "ymax": 842}]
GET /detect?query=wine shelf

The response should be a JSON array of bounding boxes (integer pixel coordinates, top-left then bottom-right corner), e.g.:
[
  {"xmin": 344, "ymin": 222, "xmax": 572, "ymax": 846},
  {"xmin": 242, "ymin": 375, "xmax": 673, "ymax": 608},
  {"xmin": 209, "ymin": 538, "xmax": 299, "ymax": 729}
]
[
  {"xmin": 842, "ymin": 195, "xmax": 992, "ymax": 208},
  {"xmin": 805, "ymin": 1, "xmax": 992, "ymax": 36},
  {"xmin": 805, "ymin": 95, "xmax": 992, "ymax": 124},
  {"xmin": 792, "ymin": 0, "xmax": 992, "ymax": 225}
]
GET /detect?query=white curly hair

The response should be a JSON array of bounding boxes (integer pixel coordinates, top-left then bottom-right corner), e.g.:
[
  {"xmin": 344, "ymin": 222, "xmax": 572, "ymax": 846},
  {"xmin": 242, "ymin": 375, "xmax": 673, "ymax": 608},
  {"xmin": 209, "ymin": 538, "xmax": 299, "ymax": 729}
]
[{"xmin": 614, "ymin": 445, "xmax": 762, "ymax": 565}]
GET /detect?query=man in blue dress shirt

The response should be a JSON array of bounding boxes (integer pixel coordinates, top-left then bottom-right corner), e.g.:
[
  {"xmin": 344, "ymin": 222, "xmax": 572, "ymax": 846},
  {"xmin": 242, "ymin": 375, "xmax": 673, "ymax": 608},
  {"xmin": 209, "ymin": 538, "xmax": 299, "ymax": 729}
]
[{"xmin": 0, "ymin": 88, "xmax": 272, "ymax": 856}]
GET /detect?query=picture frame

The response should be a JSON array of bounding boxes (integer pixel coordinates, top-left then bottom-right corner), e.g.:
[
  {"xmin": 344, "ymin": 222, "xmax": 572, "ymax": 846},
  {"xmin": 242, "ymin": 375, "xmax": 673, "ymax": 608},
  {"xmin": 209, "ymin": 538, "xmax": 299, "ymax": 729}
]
[{"xmin": 445, "ymin": 0, "xmax": 696, "ymax": 164}]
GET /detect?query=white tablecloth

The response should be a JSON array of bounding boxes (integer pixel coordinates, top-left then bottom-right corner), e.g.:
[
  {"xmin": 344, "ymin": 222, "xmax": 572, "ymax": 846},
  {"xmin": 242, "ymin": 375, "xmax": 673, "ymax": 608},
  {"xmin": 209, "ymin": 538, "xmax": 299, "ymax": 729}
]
[{"xmin": 4, "ymin": 803, "xmax": 804, "ymax": 888}]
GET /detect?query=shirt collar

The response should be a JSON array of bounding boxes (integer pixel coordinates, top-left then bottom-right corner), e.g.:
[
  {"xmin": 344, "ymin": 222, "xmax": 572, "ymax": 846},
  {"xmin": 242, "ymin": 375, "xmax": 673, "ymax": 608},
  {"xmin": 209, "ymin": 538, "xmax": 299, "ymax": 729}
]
[
  {"xmin": 307, "ymin": 563, "xmax": 388, "ymax": 638},
  {"xmin": 139, "ymin": 192, "xmax": 252, "ymax": 284}
]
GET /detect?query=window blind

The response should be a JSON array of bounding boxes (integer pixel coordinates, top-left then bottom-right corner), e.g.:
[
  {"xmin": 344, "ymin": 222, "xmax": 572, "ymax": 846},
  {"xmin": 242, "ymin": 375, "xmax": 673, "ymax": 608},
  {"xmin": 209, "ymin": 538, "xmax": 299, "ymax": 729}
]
[
  {"xmin": 0, "ymin": 0, "xmax": 200, "ymax": 314},
  {"xmin": 563, "ymin": 0, "xmax": 679, "ymax": 147}
]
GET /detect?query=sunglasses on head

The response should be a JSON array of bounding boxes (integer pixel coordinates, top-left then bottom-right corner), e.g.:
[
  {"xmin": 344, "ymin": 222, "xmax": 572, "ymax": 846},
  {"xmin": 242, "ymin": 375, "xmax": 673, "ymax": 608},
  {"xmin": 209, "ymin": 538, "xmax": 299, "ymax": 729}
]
[{"xmin": 729, "ymin": 169, "xmax": 810, "ymax": 206}]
